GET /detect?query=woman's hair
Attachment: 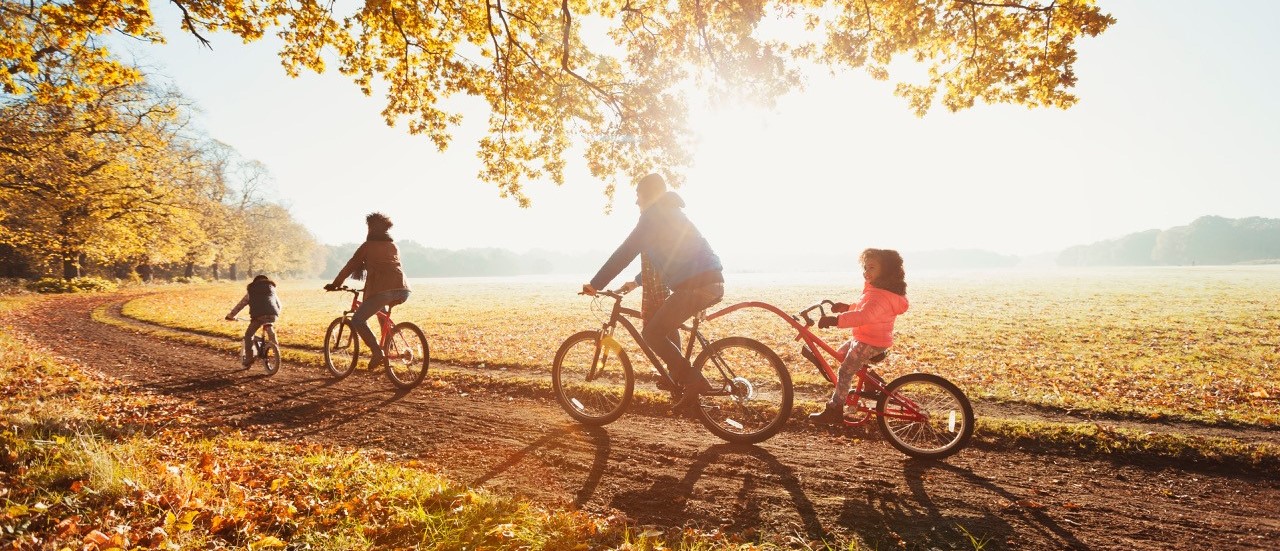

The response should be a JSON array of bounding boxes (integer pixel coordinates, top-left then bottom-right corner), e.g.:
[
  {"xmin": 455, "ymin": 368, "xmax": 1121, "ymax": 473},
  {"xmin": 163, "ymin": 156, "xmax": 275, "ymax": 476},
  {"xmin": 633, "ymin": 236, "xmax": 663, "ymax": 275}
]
[
  {"xmin": 861, "ymin": 248, "xmax": 906, "ymax": 296},
  {"xmin": 247, "ymin": 274, "xmax": 275, "ymax": 291},
  {"xmin": 366, "ymin": 212, "xmax": 394, "ymax": 242},
  {"xmin": 355, "ymin": 212, "xmax": 394, "ymax": 279}
]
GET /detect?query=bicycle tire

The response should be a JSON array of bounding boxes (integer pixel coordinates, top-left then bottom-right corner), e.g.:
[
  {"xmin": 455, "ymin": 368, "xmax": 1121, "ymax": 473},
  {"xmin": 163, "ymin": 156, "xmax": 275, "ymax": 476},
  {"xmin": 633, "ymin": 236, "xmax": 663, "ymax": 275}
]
[
  {"xmin": 385, "ymin": 322, "xmax": 430, "ymax": 389},
  {"xmin": 552, "ymin": 330, "xmax": 634, "ymax": 426},
  {"xmin": 323, "ymin": 317, "xmax": 359, "ymax": 379},
  {"xmin": 261, "ymin": 339, "xmax": 281, "ymax": 376},
  {"xmin": 876, "ymin": 373, "xmax": 974, "ymax": 460},
  {"xmin": 691, "ymin": 337, "xmax": 793, "ymax": 444}
]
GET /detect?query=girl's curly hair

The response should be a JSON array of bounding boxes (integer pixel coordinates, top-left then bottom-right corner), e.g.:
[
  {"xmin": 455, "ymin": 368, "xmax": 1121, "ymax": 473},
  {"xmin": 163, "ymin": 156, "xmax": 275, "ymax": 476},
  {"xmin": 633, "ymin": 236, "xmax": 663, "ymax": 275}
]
[{"xmin": 861, "ymin": 248, "xmax": 907, "ymax": 296}]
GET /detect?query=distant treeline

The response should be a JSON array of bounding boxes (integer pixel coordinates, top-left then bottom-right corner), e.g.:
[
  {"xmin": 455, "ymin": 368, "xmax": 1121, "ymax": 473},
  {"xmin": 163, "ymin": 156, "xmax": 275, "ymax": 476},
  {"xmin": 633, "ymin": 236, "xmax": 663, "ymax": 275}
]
[
  {"xmin": 323, "ymin": 243, "xmax": 602, "ymax": 279},
  {"xmin": 1058, "ymin": 216, "xmax": 1280, "ymax": 267},
  {"xmin": 322, "ymin": 243, "xmax": 1023, "ymax": 278}
]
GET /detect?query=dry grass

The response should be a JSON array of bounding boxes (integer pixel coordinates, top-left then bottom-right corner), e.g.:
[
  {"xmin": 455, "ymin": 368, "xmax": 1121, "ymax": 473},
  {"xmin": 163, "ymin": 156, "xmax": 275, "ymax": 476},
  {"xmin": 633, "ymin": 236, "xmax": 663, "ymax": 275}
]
[{"xmin": 120, "ymin": 267, "xmax": 1280, "ymax": 426}]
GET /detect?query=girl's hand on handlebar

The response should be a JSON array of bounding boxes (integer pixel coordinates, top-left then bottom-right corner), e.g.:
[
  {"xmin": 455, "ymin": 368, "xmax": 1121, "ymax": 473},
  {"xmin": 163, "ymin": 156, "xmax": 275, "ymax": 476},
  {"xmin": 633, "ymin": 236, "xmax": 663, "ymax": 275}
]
[
  {"xmin": 580, "ymin": 283, "xmax": 598, "ymax": 296},
  {"xmin": 818, "ymin": 315, "xmax": 839, "ymax": 329},
  {"xmin": 323, "ymin": 283, "xmax": 338, "ymax": 292},
  {"xmin": 830, "ymin": 302, "xmax": 850, "ymax": 313},
  {"xmin": 618, "ymin": 281, "xmax": 639, "ymax": 294}
]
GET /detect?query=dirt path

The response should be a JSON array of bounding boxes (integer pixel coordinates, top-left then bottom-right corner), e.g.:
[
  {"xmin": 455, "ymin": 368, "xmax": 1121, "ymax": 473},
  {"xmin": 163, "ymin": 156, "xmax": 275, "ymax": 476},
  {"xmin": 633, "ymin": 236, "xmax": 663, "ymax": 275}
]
[{"xmin": 12, "ymin": 294, "xmax": 1280, "ymax": 549}]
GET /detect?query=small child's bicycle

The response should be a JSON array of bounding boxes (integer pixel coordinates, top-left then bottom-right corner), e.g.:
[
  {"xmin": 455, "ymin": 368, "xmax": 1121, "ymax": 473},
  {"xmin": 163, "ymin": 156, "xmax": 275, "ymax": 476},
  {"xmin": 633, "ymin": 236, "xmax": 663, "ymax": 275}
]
[
  {"xmin": 323, "ymin": 285, "xmax": 430, "ymax": 389},
  {"xmin": 710, "ymin": 299, "xmax": 974, "ymax": 459},
  {"xmin": 230, "ymin": 318, "xmax": 281, "ymax": 376}
]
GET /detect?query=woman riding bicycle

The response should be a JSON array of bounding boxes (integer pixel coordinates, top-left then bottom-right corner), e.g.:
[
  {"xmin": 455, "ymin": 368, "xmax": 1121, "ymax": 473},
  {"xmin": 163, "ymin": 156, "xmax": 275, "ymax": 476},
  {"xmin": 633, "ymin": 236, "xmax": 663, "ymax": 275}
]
[
  {"xmin": 581, "ymin": 173, "xmax": 724, "ymax": 408},
  {"xmin": 324, "ymin": 212, "xmax": 411, "ymax": 369}
]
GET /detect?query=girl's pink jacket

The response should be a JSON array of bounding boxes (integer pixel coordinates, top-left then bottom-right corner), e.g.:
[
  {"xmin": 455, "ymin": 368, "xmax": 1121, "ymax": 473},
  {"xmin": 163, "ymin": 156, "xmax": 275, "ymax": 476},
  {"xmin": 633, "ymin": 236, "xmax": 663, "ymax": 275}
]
[{"xmin": 836, "ymin": 283, "xmax": 909, "ymax": 348}]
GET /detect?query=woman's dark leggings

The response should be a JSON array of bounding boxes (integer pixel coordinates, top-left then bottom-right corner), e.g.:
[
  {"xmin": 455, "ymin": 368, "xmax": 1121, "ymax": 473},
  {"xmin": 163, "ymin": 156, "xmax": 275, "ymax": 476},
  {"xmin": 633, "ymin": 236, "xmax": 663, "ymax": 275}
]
[{"xmin": 351, "ymin": 289, "xmax": 411, "ymax": 356}]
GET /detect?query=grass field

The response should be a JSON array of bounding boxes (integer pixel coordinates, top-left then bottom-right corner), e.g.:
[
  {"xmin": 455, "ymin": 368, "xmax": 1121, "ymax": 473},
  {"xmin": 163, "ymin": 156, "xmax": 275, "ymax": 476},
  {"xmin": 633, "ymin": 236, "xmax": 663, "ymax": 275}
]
[{"xmin": 119, "ymin": 267, "xmax": 1280, "ymax": 427}]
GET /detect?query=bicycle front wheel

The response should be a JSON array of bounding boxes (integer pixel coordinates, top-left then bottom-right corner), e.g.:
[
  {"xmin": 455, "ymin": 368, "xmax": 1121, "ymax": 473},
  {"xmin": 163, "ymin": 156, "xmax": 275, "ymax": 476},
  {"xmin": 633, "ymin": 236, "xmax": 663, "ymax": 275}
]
[
  {"xmin": 692, "ymin": 337, "xmax": 793, "ymax": 444},
  {"xmin": 386, "ymin": 322, "xmax": 430, "ymax": 389},
  {"xmin": 552, "ymin": 331, "xmax": 634, "ymax": 426},
  {"xmin": 261, "ymin": 339, "xmax": 281, "ymax": 376},
  {"xmin": 876, "ymin": 373, "xmax": 974, "ymax": 460},
  {"xmin": 323, "ymin": 317, "xmax": 359, "ymax": 379}
]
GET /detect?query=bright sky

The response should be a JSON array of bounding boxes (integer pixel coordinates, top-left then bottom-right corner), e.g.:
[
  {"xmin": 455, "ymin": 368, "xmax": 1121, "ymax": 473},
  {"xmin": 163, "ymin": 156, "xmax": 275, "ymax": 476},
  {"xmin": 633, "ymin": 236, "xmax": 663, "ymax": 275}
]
[{"xmin": 115, "ymin": 1, "xmax": 1280, "ymax": 263}]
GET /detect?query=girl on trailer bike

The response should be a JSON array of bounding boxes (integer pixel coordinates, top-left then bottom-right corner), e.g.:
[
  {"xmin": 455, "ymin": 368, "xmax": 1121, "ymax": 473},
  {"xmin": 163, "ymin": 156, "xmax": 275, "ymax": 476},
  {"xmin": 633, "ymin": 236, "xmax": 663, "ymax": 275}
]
[
  {"xmin": 808, "ymin": 248, "xmax": 910, "ymax": 424},
  {"xmin": 324, "ymin": 212, "xmax": 411, "ymax": 370},
  {"xmin": 581, "ymin": 173, "xmax": 724, "ymax": 409},
  {"xmin": 225, "ymin": 274, "xmax": 282, "ymax": 368}
]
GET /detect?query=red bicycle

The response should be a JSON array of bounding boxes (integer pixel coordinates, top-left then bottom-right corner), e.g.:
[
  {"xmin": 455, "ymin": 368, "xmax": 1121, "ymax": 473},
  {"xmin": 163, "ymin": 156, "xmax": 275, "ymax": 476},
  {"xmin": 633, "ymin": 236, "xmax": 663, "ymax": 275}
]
[
  {"xmin": 323, "ymin": 286, "xmax": 430, "ymax": 389},
  {"xmin": 707, "ymin": 300, "xmax": 974, "ymax": 459}
]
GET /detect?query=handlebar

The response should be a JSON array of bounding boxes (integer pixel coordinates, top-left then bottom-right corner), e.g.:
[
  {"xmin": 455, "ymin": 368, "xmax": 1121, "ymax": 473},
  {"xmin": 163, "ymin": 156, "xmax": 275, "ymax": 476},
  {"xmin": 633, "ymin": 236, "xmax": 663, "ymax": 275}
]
[
  {"xmin": 794, "ymin": 299, "xmax": 839, "ymax": 327},
  {"xmin": 327, "ymin": 285, "xmax": 363, "ymax": 295},
  {"xmin": 579, "ymin": 289, "xmax": 628, "ymax": 300}
]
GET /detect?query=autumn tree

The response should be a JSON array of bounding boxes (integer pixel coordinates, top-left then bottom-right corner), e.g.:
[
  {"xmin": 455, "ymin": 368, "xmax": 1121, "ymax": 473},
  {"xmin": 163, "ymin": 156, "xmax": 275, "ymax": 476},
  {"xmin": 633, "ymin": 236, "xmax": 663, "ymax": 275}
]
[
  {"xmin": 237, "ymin": 203, "xmax": 326, "ymax": 278},
  {"xmin": 2, "ymin": 0, "xmax": 1115, "ymax": 205},
  {"xmin": 0, "ymin": 50, "xmax": 203, "ymax": 278},
  {"xmin": 180, "ymin": 140, "xmax": 277, "ymax": 280}
]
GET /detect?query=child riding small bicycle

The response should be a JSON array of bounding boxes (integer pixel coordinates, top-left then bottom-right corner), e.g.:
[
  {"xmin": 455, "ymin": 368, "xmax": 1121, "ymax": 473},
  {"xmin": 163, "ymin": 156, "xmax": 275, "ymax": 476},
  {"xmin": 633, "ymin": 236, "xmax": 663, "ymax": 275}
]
[
  {"xmin": 225, "ymin": 274, "xmax": 282, "ymax": 368},
  {"xmin": 808, "ymin": 248, "xmax": 909, "ymax": 424}
]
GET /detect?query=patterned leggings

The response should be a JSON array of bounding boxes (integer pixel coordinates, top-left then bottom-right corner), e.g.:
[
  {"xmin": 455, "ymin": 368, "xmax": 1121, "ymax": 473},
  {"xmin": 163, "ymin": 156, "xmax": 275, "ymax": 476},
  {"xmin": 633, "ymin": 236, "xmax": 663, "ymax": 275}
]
[{"xmin": 829, "ymin": 340, "xmax": 887, "ymax": 408}]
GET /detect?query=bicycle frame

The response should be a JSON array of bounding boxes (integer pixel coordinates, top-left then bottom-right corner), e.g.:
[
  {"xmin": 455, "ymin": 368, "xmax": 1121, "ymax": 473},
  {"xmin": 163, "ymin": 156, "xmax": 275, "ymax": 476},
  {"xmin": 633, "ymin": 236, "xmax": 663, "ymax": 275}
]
[
  {"xmin": 706, "ymin": 301, "xmax": 929, "ymax": 425},
  {"xmin": 590, "ymin": 292, "xmax": 715, "ymax": 388},
  {"xmin": 341, "ymin": 288, "xmax": 396, "ymax": 351},
  {"xmin": 252, "ymin": 324, "xmax": 273, "ymax": 355}
]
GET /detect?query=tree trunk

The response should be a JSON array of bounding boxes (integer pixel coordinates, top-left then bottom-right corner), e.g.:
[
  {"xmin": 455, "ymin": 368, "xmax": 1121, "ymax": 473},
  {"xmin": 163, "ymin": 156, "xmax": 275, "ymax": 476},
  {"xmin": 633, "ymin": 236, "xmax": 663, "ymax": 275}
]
[
  {"xmin": 229, "ymin": 263, "xmax": 238, "ymax": 281},
  {"xmin": 62, "ymin": 254, "xmax": 81, "ymax": 280},
  {"xmin": 211, "ymin": 263, "xmax": 220, "ymax": 280},
  {"xmin": 184, "ymin": 262, "xmax": 195, "ymax": 278},
  {"xmin": 137, "ymin": 262, "xmax": 153, "ymax": 283}
]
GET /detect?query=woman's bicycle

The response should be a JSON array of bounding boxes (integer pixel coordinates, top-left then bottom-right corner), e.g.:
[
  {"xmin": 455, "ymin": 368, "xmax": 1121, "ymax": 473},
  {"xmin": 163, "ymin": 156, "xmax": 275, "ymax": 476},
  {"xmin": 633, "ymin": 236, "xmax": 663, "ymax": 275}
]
[
  {"xmin": 323, "ymin": 286, "xmax": 430, "ymax": 389},
  {"xmin": 230, "ymin": 318, "xmax": 280, "ymax": 376},
  {"xmin": 552, "ymin": 289, "xmax": 793, "ymax": 444},
  {"xmin": 712, "ymin": 300, "xmax": 974, "ymax": 459}
]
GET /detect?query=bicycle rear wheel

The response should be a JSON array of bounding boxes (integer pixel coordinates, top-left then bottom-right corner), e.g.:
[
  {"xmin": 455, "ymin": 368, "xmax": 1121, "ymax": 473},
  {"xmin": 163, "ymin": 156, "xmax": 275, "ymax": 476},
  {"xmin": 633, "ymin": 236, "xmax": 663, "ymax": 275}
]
[
  {"xmin": 323, "ymin": 317, "xmax": 359, "ymax": 379},
  {"xmin": 385, "ymin": 322, "xmax": 429, "ymax": 389},
  {"xmin": 261, "ymin": 339, "xmax": 281, "ymax": 375},
  {"xmin": 552, "ymin": 331, "xmax": 634, "ymax": 426},
  {"xmin": 876, "ymin": 373, "xmax": 974, "ymax": 459},
  {"xmin": 691, "ymin": 337, "xmax": 792, "ymax": 444}
]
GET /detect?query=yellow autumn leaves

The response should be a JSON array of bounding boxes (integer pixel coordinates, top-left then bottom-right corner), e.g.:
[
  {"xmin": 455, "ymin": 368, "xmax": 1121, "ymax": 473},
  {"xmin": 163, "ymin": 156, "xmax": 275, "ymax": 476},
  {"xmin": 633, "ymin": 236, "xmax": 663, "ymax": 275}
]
[{"xmin": 2, "ymin": 1, "xmax": 1114, "ymax": 203}]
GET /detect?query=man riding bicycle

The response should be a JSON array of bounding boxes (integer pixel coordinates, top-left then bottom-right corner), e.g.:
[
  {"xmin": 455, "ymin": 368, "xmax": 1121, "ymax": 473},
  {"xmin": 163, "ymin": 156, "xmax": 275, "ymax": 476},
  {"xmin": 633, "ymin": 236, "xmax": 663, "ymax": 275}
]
[{"xmin": 581, "ymin": 173, "xmax": 724, "ymax": 409}]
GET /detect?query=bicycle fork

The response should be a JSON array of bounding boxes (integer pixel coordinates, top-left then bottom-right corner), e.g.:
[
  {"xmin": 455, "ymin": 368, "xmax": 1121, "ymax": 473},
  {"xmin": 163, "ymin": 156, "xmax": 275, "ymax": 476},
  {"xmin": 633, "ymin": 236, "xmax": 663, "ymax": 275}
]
[{"xmin": 587, "ymin": 331, "xmax": 623, "ymax": 382}]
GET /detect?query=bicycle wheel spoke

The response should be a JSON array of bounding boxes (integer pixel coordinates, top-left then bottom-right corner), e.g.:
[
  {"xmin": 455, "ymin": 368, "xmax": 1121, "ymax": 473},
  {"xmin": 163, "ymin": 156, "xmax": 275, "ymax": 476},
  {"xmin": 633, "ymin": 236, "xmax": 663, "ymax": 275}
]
[
  {"xmin": 262, "ymin": 339, "xmax": 280, "ymax": 375},
  {"xmin": 324, "ymin": 318, "xmax": 359, "ymax": 379},
  {"xmin": 553, "ymin": 331, "xmax": 633, "ymax": 425},
  {"xmin": 386, "ymin": 323, "xmax": 429, "ymax": 389},
  {"xmin": 877, "ymin": 374, "xmax": 973, "ymax": 459},
  {"xmin": 693, "ymin": 337, "xmax": 792, "ymax": 444}
]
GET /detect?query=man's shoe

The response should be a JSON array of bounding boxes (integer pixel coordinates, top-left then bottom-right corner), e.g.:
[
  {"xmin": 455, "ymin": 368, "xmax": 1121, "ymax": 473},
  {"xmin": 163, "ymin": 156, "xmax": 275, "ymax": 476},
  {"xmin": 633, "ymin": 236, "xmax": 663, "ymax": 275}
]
[
  {"xmin": 672, "ymin": 377, "xmax": 714, "ymax": 411},
  {"xmin": 655, "ymin": 376, "xmax": 677, "ymax": 392},
  {"xmin": 808, "ymin": 403, "xmax": 844, "ymax": 425},
  {"xmin": 368, "ymin": 353, "xmax": 386, "ymax": 370}
]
